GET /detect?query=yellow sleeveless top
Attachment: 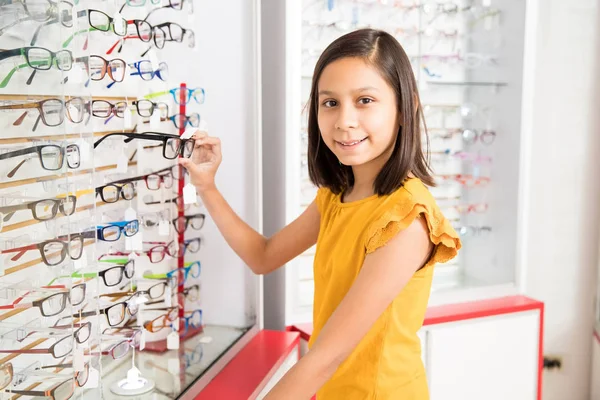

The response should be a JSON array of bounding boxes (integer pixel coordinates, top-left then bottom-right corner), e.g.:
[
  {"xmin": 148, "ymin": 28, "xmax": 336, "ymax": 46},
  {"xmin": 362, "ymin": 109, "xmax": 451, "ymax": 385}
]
[{"xmin": 308, "ymin": 178, "xmax": 461, "ymax": 400}]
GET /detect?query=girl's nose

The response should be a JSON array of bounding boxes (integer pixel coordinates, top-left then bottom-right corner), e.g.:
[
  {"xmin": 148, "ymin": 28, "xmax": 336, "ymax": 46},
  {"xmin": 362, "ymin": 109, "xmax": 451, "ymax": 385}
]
[{"xmin": 334, "ymin": 104, "xmax": 359, "ymax": 131}]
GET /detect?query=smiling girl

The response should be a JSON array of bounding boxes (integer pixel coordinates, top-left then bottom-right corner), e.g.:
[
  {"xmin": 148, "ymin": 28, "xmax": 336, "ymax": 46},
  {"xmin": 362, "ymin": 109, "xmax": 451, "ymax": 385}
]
[{"xmin": 179, "ymin": 28, "xmax": 461, "ymax": 400}]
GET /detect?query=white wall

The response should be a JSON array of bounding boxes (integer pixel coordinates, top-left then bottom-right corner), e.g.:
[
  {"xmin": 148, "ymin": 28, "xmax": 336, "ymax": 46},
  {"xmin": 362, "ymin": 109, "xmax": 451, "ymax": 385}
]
[{"xmin": 522, "ymin": 1, "xmax": 600, "ymax": 399}]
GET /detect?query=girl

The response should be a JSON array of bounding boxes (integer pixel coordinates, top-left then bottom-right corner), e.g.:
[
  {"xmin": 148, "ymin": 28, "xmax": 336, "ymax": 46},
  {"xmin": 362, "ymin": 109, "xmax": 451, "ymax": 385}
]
[{"xmin": 179, "ymin": 29, "xmax": 461, "ymax": 400}]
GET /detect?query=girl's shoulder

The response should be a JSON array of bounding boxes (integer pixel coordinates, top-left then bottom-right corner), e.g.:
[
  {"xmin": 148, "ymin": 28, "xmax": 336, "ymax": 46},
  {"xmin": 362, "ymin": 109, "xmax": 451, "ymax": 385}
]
[{"xmin": 364, "ymin": 178, "xmax": 462, "ymax": 260}]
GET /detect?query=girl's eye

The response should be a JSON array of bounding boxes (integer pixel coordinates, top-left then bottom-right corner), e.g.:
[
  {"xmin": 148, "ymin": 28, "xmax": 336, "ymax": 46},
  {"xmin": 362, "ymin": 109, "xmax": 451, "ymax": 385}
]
[
  {"xmin": 358, "ymin": 98, "xmax": 373, "ymax": 105},
  {"xmin": 322, "ymin": 100, "xmax": 337, "ymax": 108}
]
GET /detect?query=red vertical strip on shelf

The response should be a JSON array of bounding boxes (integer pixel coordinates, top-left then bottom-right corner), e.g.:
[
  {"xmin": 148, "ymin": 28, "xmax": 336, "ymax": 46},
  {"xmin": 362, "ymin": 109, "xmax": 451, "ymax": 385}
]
[{"xmin": 178, "ymin": 82, "xmax": 186, "ymax": 321}]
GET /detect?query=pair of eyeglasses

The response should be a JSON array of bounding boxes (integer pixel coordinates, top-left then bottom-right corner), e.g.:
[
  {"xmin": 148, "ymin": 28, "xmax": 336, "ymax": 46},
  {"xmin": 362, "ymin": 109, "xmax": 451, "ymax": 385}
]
[
  {"xmin": 143, "ymin": 261, "xmax": 201, "ymax": 283},
  {"xmin": 167, "ymin": 112, "xmax": 200, "ymax": 129},
  {"xmin": 105, "ymin": 20, "xmax": 167, "ymax": 54},
  {"xmin": 95, "ymin": 182, "xmax": 135, "ymax": 204},
  {"xmin": 430, "ymin": 128, "xmax": 496, "ymax": 145},
  {"xmin": 0, "ymin": 46, "xmax": 73, "ymax": 88},
  {"xmin": 143, "ymin": 194, "xmax": 191, "ymax": 209},
  {"xmin": 95, "ymin": 133, "xmax": 194, "ymax": 160},
  {"xmin": 90, "ymin": 99, "xmax": 129, "ymax": 119},
  {"xmin": 74, "ymin": 55, "xmax": 126, "ymax": 84},
  {"xmin": 4, "ymin": 377, "xmax": 74, "ymax": 400},
  {"xmin": 75, "ymin": 259, "xmax": 135, "ymax": 287},
  {"xmin": 431, "ymin": 149, "xmax": 492, "ymax": 163},
  {"xmin": 75, "ymin": 299, "xmax": 138, "ymax": 327},
  {"xmin": 173, "ymin": 214, "xmax": 206, "ymax": 234},
  {"xmin": 130, "ymin": 99, "xmax": 169, "ymax": 118},
  {"xmin": 156, "ymin": 21, "xmax": 195, "ymax": 47},
  {"xmin": 0, "ymin": 97, "xmax": 89, "ymax": 131},
  {"xmin": 101, "ymin": 281, "xmax": 170, "ymax": 303},
  {"xmin": 62, "ymin": 9, "xmax": 127, "ymax": 48},
  {"xmin": 145, "ymin": 87, "xmax": 205, "ymax": 105},
  {"xmin": 129, "ymin": 60, "xmax": 168, "ymax": 81},
  {"xmin": 181, "ymin": 284, "xmax": 200, "ymax": 302},
  {"xmin": 455, "ymin": 225, "xmax": 492, "ymax": 237},
  {"xmin": 29, "ymin": 361, "xmax": 90, "ymax": 388},
  {"xmin": 0, "ymin": 143, "xmax": 80, "ymax": 178},
  {"xmin": 2, "ymin": 233, "xmax": 84, "ymax": 266},
  {"xmin": 141, "ymin": 306, "xmax": 179, "ymax": 333},
  {"xmin": 95, "ymin": 220, "xmax": 139, "ymax": 242},
  {"xmin": 133, "ymin": 0, "xmax": 192, "ymax": 18},
  {"xmin": 145, "ymin": 238, "xmax": 201, "ymax": 258},
  {"xmin": 14, "ymin": 321, "xmax": 91, "ymax": 345},
  {"xmin": 1, "ymin": 1, "xmax": 74, "ymax": 39},
  {"xmin": 0, "ymin": 333, "xmax": 74, "ymax": 359},
  {"xmin": 0, "ymin": 195, "xmax": 76, "ymax": 225},
  {"xmin": 96, "ymin": 330, "xmax": 141, "ymax": 359},
  {"xmin": 445, "ymin": 203, "xmax": 488, "ymax": 214},
  {"xmin": 436, "ymin": 174, "xmax": 491, "ymax": 187},
  {"xmin": 0, "ymin": 283, "xmax": 85, "ymax": 316},
  {"xmin": 109, "ymin": 167, "xmax": 175, "ymax": 191},
  {"xmin": 180, "ymin": 309, "xmax": 203, "ymax": 334}
]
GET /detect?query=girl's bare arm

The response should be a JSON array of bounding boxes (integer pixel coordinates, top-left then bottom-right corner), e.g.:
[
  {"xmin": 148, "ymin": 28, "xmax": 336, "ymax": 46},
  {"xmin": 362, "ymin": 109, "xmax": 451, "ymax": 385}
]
[{"xmin": 179, "ymin": 131, "xmax": 320, "ymax": 275}]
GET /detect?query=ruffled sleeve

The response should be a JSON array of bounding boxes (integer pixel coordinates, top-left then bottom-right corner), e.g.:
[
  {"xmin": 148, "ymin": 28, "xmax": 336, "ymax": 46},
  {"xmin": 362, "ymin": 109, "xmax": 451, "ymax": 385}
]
[{"xmin": 364, "ymin": 188, "xmax": 461, "ymax": 266}]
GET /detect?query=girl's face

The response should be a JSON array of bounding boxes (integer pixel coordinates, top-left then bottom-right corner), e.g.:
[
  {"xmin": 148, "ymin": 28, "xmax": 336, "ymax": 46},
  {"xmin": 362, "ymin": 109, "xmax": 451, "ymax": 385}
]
[{"xmin": 317, "ymin": 57, "xmax": 400, "ymax": 168}]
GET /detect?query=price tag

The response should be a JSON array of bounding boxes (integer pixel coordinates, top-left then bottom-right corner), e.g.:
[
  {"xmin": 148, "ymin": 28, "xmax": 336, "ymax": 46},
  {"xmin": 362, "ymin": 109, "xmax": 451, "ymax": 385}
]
[
  {"xmin": 158, "ymin": 220, "xmax": 170, "ymax": 236},
  {"xmin": 124, "ymin": 106, "xmax": 132, "ymax": 128},
  {"xmin": 73, "ymin": 346, "xmax": 84, "ymax": 371},
  {"xmin": 150, "ymin": 110, "xmax": 161, "ymax": 130},
  {"xmin": 116, "ymin": 150, "xmax": 128, "ymax": 173},
  {"xmin": 181, "ymin": 128, "xmax": 195, "ymax": 140},
  {"xmin": 198, "ymin": 119, "xmax": 208, "ymax": 131},
  {"xmin": 124, "ymin": 206, "xmax": 137, "ymax": 221},
  {"xmin": 183, "ymin": 183, "xmax": 196, "ymax": 205},
  {"xmin": 167, "ymin": 330, "xmax": 179, "ymax": 350},
  {"xmin": 198, "ymin": 336, "xmax": 213, "ymax": 344},
  {"xmin": 69, "ymin": 64, "xmax": 84, "ymax": 84},
  {"xmin": 85, "ymin": 366, "xmax": 100, "ymax": 388}
]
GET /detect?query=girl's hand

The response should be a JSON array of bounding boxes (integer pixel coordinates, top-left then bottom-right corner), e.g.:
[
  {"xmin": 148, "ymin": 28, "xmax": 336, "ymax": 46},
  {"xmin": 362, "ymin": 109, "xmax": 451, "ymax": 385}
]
[{"xmin": 178, "ymin": 131, "xmax": 222, "ymax": 193}]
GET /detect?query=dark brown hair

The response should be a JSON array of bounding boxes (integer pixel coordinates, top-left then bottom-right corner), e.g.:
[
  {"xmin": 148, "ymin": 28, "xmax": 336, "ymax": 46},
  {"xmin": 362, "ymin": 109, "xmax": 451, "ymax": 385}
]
[{"xmin": 307, "ymin": 28, "xmax": 433, "ymax": 195}]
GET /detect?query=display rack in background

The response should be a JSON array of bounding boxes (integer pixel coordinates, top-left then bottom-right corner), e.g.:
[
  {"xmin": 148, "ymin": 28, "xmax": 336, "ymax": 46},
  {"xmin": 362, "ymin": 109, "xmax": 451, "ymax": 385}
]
[
  {"xmin": 0, "ymin": 1, "xmax": 263, "ymax": 398},
  {"xmin": 274, "ymin": 0, "xmax": 527, "ymax": 324}
]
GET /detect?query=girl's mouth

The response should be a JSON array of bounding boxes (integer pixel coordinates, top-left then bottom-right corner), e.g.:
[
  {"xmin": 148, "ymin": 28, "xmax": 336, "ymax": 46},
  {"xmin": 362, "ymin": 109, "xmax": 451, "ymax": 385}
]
[{"xmin": 335, "ymin": 137, "xmax": 368, "ymax": 147}]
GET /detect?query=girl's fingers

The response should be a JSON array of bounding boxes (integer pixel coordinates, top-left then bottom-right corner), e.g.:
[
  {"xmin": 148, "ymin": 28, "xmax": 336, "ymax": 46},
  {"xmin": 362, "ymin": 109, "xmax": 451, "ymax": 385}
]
[{"xmin": 192, "ymin": 130, "xmax": 208, "ymax": 140}]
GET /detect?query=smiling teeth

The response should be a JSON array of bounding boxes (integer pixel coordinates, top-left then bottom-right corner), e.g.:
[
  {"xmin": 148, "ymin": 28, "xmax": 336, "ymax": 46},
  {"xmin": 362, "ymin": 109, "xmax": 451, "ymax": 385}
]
[{"xmin": 339, "ymin": 138, "xmax": 366, "ymax": 146}]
